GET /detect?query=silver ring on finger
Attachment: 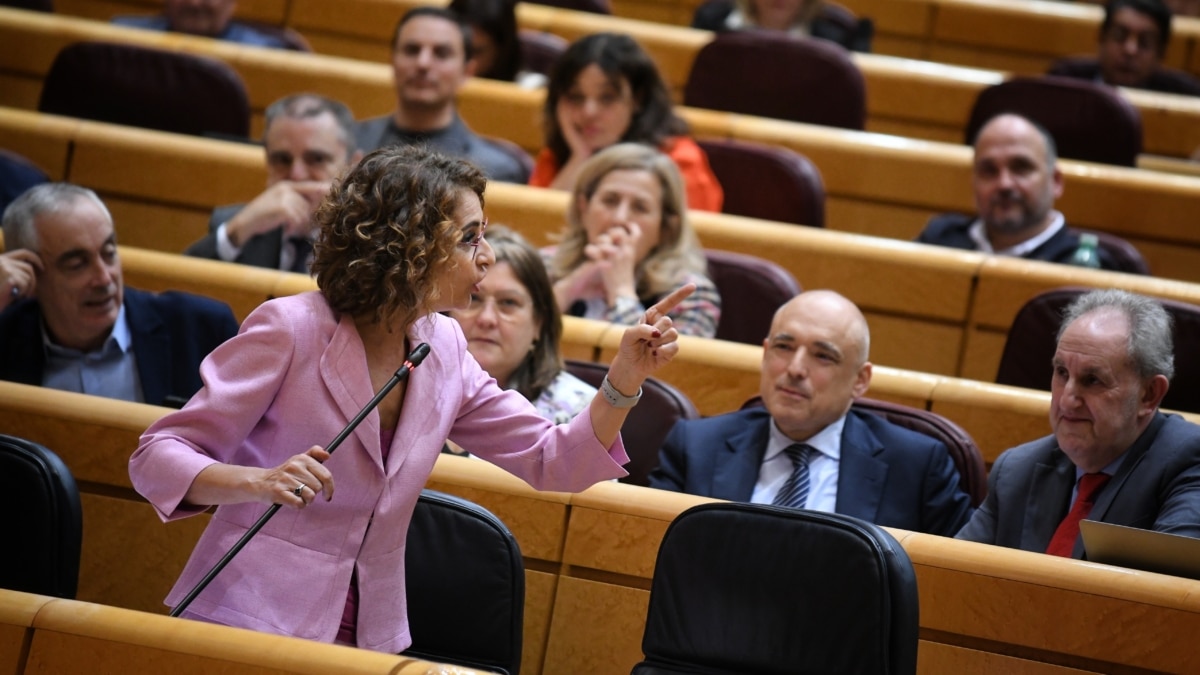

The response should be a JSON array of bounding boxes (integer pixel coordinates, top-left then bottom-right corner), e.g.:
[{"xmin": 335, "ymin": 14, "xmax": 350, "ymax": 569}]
[{"xmin": 293, "ymin": 483, "xmax": 306, "ymax": 496}]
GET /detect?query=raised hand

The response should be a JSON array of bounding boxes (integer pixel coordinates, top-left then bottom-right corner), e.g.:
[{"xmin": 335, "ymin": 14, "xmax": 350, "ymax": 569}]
[
  {"xmin": 0, "ymin": 249, "xmax": 42, "ymax": 310},
  {"xmin": 225, "ymin": 181, "xmax": 332, "ymax": 246},
  {"xmin": 608, "ymin": 283, "xmax": 696, "ymax": 389}
]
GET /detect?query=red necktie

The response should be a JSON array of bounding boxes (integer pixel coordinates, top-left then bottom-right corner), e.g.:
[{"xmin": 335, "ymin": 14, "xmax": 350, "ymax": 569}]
[{"xmin": 1045, "ymin": 472, "xmax": 1112, "ymax": 557}]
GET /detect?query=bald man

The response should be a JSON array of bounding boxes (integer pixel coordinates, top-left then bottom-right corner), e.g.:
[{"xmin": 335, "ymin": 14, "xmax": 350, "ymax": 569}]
[
  {"xmin": 917, "ymin": 113, "xmax": 1128, "ymax": 271},
  {"xmin": 648, "ymin": 290, "xmax": 972, "ymax": 536}
]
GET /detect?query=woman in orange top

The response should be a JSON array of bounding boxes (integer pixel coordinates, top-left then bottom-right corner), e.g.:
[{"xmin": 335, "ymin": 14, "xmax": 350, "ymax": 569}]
[{"xmin": 530, "ymin": 33, "xmax": 724, "ymax": 212}]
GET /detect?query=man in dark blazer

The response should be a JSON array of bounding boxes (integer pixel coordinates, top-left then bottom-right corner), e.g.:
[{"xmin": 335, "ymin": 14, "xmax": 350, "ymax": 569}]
[
  {"xmin": 1047, "ymin": 0, "xmax": 1200, "ymax": 97},
  {"xmin": 649, "ymin": 290, "xmax": 972, "ymax": 537},
  {"xmin": 958, "ymin": 289, "xmax": 1200, "ymax": 556},
  {"xmin": 917, "ymin": 113, "xmax": 1132, "ymax": 272},
  {"xmin": 185, "ymin": 94, "xmax": 362, "ymax": 272},
  {"xmin": 1, "ymin": 183, "xmax": 238, "ymax": 408}
]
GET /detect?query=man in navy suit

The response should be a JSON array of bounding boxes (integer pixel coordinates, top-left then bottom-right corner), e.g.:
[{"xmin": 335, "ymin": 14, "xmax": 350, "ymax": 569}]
[
  {"xmin": 649, "ymin": 290, "xmax": 972, "ymax": 536},
  {"xmin": 185, "ymin": 94, "xmax": 362, "ymax": 273},
  {"xmin": 0, "ymin": 183, "xmax": 238, "ymax": 408}
]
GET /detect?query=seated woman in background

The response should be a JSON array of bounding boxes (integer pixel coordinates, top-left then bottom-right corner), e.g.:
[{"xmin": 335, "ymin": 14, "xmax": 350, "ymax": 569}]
[
  {"xmin": 691, "ymin": 0, "xmax": 872, "ymax": 52},
  {"xmin": 449, "ymin": 225, "xmax": 595, "ymax": 424},
  {"xmin": 530, "ymin": 33, "xmax": 724, "ymax": 212},
  {"xmin": 549, "ymin": 143, "xmax": 721, "ymax": 338},
  {"xmin": 448, "ymin": 0, "xmax": 547, "ymax": 88}
]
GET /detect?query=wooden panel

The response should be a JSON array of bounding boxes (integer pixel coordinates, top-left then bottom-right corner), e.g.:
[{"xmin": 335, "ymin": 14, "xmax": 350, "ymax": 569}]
[
  {"xmin": 0, "ymin": 107, "xmax": 78, "ymax": 180},
  {"xmin": 929, "ymin": 379, "xmax": 1052, "ymax": 466},
  {"xmin": 0, "ymin": 592, "xmax": 52, "ymax": 675},
  {"xmin": 104, "ymin": 199, "xmax": 212, "ymax": 256},
  {"xmin": 521, "ymin": 571, "xmax": 557, "ymax": 675},
  {"xmin": 918, "ymin": 641, "xmax": 1101, "ymax": 674},
  {"xmin": 77, "ymin": 494, "xmax": 209, "ymax": 615},
  {"xmin": 541, "ymin": 577, "xmax": 648, "ymax": 675},
  {"xmin": 120, "ymin": 246, "xmax": 283, "ymax": 322}
]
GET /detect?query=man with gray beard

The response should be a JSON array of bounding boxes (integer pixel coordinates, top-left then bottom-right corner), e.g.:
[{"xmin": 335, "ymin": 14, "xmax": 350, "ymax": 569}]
[{"xmin": 916, "ymin": 113, "xmax": 1127, "ymax": 270}]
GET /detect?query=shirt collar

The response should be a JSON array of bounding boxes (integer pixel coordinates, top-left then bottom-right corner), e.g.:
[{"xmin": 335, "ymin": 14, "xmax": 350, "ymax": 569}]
[
  {"xmin": 765, "ymin": 412, "xmax": 847, "ymax": 462},
  {"xmin": 968, "ymin": 211, "xmax": 1065, "ymax": 256}
]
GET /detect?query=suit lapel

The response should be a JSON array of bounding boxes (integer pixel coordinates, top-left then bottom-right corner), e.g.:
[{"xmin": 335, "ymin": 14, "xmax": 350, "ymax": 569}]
[
  {"xmin": 319, "ymin": 312, "xmax": 384, "ymax": 472},
  {"xmin": 125, "ymin": 289, "xmax": 170, "ymax": 406},
  {"xmin": 1087, "ymin": 413, "xmax": 1165, "ymax": 530},
  {"xmin": 384, "ymin": 319, "xmax": 444, "ymax": 478},
  {"xmin": 713, "ymin": 412, "xmax": 771, "ymax": 501},
  {"xmin": 835, "ymin": 412, "xmax": 887, "ymax": 522},
  {"xmin": 1023, "ymin": 453, "xmax": 1075, "ymax": 553}
]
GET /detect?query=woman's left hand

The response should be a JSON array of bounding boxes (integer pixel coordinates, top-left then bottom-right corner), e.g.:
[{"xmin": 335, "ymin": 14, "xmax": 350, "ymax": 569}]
[{"xmin": 607, "ymin": 283, "xmax": 696, "ymax": 390}]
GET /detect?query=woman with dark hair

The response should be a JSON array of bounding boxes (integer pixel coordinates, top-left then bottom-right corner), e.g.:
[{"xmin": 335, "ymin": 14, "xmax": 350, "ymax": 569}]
[
  {"xmin": 450, "ymin": 224, "xmax": 595, "ymax": 423},
  {"xmin": 550, "ymin": 143, "xmax": 721, "ymax": 338},
  {"xmin": 530, "ymin": 32, "xmax": 724, "ymax": 212},
  {"xmin": 129, "ymin": 145, "xmax": 692, "ymax": 652},
  {"xmin": 691, "ymin": 0, "xmax": 871, "ymax": 51},
  {"xmin": 448, "ymin": 0, "xmax": 548, "ymax": 86}
]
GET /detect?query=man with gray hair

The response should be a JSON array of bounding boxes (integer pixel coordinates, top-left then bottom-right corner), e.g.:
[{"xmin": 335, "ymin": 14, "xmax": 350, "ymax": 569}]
[
  {"xmin": 958, "ymin": 289, "xmax": 1200, "ymax": 556},
  {"xmin": 0, "ymin": 183, "xmax": 238, "ymax": 407},
  {"xmin": 185, "ymin": 93, "xmax": 362, "ymax": 272}
]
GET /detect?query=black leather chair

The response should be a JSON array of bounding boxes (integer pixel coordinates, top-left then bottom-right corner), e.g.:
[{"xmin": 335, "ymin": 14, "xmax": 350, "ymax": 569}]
[
  {"xmin": 704, "ymin": 249, "xmax": 801, "ymax": 346},
  {"xmin": 632, "ymin": 502, "xmax": 919, "ymax": 674},
  {"xmin": 741, "ymin": 395, "xmax": 987, "ymax": 507},
  {"xmin": 964, "ymin": 75, "xmax": 1143, "ymax": 167},
  {"xmin": 996, "ymin": 287, "xmax": 1200, "ymax": 414},
  {"xmin": 565, "ymin": 360, "xmax": 700, "ymax": 487},
  {"xmin": 403, "ymin": 489, "xmax": 524, "ymax": 674},
  {"xmin": 697, "ymin": 138, "xmax": 826, "ymax": 227},
  {"xmin": 0, "ymin": 434, "xmax": 82, "ymax": 599},
  {"xmin": 39, "ymin": 41, "xmax": 251, "ymax": 139},
  {"xmin": 684, "ymin": 30, "xmax": 867, "ymax": 130},
  {"xmin": 519, "ymin": 29, "xmax": 568, "ymax": 76}
]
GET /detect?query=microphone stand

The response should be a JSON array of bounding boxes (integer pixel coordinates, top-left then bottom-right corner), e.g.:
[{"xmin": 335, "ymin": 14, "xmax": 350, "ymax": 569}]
[{"xmin": 170, "ymin": 342, "xmax": 432, "ymax": 618}]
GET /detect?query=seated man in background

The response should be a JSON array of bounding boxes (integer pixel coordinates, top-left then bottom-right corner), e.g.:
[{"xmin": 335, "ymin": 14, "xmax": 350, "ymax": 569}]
[
  {"xmin": 957, "ymin": 289, "xmax": 1200, "ymax": 556},
  {"xmin": 113, "ymin": 0, "xmax": 295, "ymax": 50},
  {"xmin": 1048, "ymin": 0, "xmax": 1200, "ymax": 96},
  {"xmin": 185, "ymin": 94, "xmax": 361, "ymax": 273},
  {"xmin": 0, "ymin": 183, "xmax": 239, "ymax": 407},
  {"xmin": 354, "ymin": 7, "xmax": 530, "ymax": 184},
  {"xmin": 648, "ymin": 290, "xmax": 973, "ymax": 537},
  {"xmin": 917, "ymin": 113, "xmax": 1129, "ymax": 270}
]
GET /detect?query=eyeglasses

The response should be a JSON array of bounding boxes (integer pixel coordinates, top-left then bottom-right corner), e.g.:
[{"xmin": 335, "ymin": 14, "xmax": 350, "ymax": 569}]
[{"xmin": 458, "ymin": 218, "xmax": 488, "ymax": 260}]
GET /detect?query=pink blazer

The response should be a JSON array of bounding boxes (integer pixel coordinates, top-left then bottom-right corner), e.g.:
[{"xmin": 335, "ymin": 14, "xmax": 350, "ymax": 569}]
[{"xmin": 129, "ymin": 292, "xmax": 628, "ymax": 653}]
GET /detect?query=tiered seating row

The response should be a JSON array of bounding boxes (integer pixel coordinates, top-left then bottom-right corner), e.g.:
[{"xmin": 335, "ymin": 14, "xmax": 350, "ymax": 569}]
[
  {"xmin": 6, "ymin": 10, "xmax": 1200, "ymax": 281},
  {"xmin": 0, "ymin": 589, "xmax": 475, "ymax": 674},
  {"xmin": 3, "ymin": 381, "xmax": 1199, "ymax": 675},
  {"xmin": 45, "ymin": 0, "xmax": 1200, "ymax": 161}
]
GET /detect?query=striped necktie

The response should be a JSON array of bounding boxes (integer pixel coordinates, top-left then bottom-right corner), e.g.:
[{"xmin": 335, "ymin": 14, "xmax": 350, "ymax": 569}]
[{"xmin": 772, "ymin": 443, "xmax": 815, "ymax": 509}]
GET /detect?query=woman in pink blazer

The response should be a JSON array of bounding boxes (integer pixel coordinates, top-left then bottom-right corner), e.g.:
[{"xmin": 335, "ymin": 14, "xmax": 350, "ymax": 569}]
[{"xmin": 129, "ymin": 146, "xmax": 693, "ymax": 653}]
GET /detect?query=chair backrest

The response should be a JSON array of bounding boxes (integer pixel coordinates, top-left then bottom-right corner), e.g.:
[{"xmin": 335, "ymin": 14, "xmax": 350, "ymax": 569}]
[
  {"xmin": 696, "ymin": 138, "xmax": 825, "ymax": 227},
  {"xmin": 851, "ymin": 398, "xmax": 987, "ymax": 506},
  {"xmin": 964, "ymin": 75, "xmax": 1143, "ymax": 167},
  {"xmin": 1, "ymin": 0, "xmax": 52, "ymax": 10},
  {"xmin": 518, "ymin": 29, "xmax": 568, "ymax": 76},
  {"xmin": 483, "ymin": 135, "xmax": 534, "ymax": 183},
  {"xmin": 1067, "ymin": 227, "xmax": 1150, "ymax": 275},
  {"xmin": 739, "ymin": 395, "xmax": 986, "ymax": 506},
  {"xmin": 39, "ymin": 41, "xmax": 251, "ymax": 139},
  {"xmin": 403, "ymin": 489, "xmax": 524, "ymax": 675},
  {"xmin": 523, "ymin": 0, "xmax": 610, "ymax": 13},
  {"xmin": 684, "ymin": 30, "xmax": 866, "ymax": 130},
  {"xmin": 996, "ymin": 287, "xmax": 1200, "ymax": 414},
  {"xmin": 565, "ymin": 360, "xmax": 700, "ymax": 487},
  {"xmin": 633, "ymin": 502, "xmax": 919, "ymax": 675},
  {"xmin": 0, "ymin": 149, "xmax": 50, "ymax": 215},
  {"xmin": 703, "ymin": 249, "xmax": 802, "ymax": 346},
  {"xmin": 0, "ymin": 434, "xmax": 82, "ymax": 599}
]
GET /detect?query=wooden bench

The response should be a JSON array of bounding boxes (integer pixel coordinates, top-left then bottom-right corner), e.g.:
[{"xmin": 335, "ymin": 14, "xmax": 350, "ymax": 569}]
[
  {"xmin": 5, "ymin": 382, "xmax": 1200, "ymax": 675},
  {"xmin": 0, "ymin": 589, "xmax": 471, "ymax": 674}
]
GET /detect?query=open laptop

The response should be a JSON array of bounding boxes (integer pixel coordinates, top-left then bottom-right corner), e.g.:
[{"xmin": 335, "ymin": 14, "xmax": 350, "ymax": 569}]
[{"xmin": 1080, "ymin": 519, "xmax": 1200, "ymax": 581}]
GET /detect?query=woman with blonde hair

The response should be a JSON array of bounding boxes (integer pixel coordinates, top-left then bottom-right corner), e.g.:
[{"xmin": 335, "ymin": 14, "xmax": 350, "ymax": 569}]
[{"xmin": 550, "ymin": 143, "xmax": 720, "ymax": 338}]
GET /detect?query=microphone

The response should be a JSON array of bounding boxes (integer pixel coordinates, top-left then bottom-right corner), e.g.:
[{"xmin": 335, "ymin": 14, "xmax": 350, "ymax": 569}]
[{"xmin": 170, "ymin": 342, "xmax": 432, "ymax": 618}]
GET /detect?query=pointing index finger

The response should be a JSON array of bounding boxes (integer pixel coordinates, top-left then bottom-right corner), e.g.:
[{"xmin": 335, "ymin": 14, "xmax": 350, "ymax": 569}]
[{"xmin": 645, "ymin": 283, "xmax": 696, "ymax": 324}]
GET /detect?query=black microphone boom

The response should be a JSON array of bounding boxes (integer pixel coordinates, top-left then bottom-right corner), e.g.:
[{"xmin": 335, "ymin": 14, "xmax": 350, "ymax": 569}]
[{"xmin": 169, "ymin": 342, "xmax": 432, "ymax": 618}]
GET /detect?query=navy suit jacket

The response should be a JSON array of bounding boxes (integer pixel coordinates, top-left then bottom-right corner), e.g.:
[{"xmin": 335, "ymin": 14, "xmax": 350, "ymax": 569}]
[
  {"xmin": 0, "ymin": 287, "xmax": 239, "ymax": 407},
  {"xmin": 956, "ymin": 413, "xmax": 1200, "ymax": 558},
  {"xmin": 184, "ymin": 204, "xmax": 285, "ymax": 270},
  {"xmin": 649, "ymin": 407, "xmax": 973, "ymax": 536},
  {"xmin": 916, "ymin": 213, "xmax": 1131, "ymax": 272}
]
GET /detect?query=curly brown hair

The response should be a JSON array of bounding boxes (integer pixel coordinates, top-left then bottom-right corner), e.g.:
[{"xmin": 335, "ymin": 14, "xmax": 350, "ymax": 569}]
[{"xmin": 312, "ymin": 145, "xmax": 487, "ymax": 329}]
